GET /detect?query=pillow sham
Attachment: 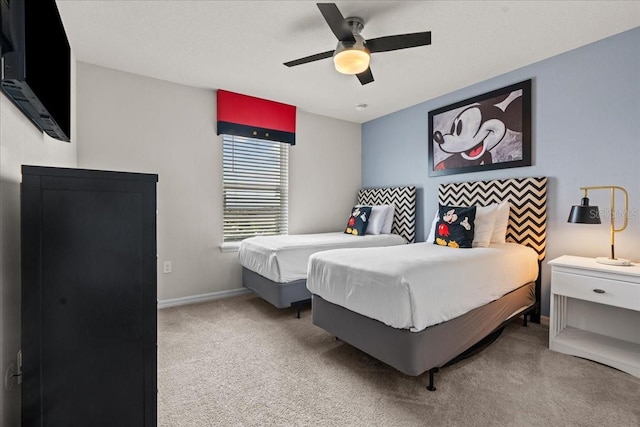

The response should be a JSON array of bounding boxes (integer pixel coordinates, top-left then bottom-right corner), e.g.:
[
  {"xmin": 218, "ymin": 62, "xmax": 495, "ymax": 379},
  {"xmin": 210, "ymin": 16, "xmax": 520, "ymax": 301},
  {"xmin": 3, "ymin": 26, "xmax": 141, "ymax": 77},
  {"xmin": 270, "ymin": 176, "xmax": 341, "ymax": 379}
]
[
  {"xmin": 381, "ymin": 204, "xmax": 395, "ymax": 234},
  {"xmin": 471, "ymin": 204, "xmax": 498, "ymax": 247},
  {"xmin": 345, "ymin": 206, "xmax": 372, "ymax": 236},
  {"xmin": 366, "ymin": 205, "xmax": 387, "ymax": 235},
  {"xmin": 491, "ymin": 201, "xmax": 511, "ymax": 244},
  {"xmin": 427, "ymin": 203, "xmax": 497, "ymax": 247},
  {"xmin": 426, "ymin": 210, "xmax": 439, "ymax": 243},
  {"xmin": 434, "ymin": 205, "xmax": 476, "ymax": 248}
]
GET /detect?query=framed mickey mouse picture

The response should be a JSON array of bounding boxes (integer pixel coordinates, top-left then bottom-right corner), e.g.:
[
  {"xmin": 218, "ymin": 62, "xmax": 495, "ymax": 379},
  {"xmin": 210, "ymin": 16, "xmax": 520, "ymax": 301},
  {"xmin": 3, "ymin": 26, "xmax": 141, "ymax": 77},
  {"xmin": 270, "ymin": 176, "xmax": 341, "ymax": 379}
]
[{"xmin": 428, "ymin": 79, "xmax": 532, "ymax": 177}]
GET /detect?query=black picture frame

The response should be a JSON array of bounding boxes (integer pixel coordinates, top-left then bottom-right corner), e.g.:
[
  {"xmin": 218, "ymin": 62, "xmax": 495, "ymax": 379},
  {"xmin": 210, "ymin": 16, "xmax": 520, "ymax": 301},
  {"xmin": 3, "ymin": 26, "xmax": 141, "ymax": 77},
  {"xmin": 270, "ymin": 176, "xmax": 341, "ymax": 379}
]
[{"xmin": 428, "ymin": 79, "xmax": 532, "ymax": 177}]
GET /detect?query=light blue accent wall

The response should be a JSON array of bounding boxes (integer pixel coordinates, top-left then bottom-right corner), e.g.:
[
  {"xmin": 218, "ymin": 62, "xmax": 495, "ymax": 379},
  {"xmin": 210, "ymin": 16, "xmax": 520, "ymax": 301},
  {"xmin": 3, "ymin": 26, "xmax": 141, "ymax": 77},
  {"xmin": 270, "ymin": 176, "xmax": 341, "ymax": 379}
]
[{"xmin": 362, "ymin": 27, "xmax": 640, "ymax": 317}]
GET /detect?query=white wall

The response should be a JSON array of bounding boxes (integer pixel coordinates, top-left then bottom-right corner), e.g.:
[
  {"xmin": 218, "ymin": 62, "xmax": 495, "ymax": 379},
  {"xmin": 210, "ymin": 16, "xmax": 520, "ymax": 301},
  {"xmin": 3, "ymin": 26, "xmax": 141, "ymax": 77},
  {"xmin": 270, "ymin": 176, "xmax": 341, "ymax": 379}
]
[
  {"xmin": 289, "ymin": 110, "xmax": 361, "ymax": 234},
  {"xmin": 0, "ymin": 77, "xmax": 77, "ymax": 425},
  {"xmin": 75, "ymin": 62, "xmax": 361, "ymax": 303}
]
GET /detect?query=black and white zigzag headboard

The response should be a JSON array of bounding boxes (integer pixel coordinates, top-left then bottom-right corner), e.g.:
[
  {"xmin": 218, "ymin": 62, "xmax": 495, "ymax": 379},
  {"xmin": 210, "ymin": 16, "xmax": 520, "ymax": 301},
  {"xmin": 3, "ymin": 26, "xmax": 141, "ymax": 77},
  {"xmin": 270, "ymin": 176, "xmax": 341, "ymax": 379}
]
[
  {"xmin": 438, "ymin": 177, "xmax": 547, "ymax": 260},
  {"xmin": 357, "ymin": 186, "xmax": 417, "ymax": 243}
]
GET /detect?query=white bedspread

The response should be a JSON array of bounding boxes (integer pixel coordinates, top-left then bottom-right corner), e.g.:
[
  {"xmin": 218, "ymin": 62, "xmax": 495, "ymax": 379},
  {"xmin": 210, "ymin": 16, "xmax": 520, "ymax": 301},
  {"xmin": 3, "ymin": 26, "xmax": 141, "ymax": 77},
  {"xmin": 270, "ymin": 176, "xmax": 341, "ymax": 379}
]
[
  {"xmin": 307, "ymin": 242, "xmax": 538, "ymax": 332},
  {"xmin": 238, "ymin": 232, "xmax": 407, "ymax": 283}
]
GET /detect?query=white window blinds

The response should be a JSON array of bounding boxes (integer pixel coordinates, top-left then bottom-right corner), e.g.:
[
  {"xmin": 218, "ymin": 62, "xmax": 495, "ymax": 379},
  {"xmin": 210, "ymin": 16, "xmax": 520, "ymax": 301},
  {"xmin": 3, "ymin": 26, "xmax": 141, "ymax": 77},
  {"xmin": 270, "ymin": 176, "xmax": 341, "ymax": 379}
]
[{"xmin": 223, "ymin": 134, "xmax": 289, "ymax": 242}]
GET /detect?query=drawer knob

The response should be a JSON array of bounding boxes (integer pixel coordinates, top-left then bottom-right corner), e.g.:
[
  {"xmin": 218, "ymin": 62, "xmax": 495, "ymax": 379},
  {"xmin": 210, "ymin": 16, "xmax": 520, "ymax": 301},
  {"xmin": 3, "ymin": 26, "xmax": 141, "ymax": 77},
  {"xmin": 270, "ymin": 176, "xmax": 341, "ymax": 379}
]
[{"xmin": 593, "ymin": 289, "xmax": 605, "ymax": 294}]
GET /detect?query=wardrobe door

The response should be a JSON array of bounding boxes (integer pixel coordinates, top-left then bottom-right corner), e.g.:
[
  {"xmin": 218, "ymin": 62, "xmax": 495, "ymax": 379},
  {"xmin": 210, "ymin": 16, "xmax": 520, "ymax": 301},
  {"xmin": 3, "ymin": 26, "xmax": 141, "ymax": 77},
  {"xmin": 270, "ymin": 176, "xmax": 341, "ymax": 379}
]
[{"xmin": 21, "ymin": 166, "xmax": 157, "ymax": 427}]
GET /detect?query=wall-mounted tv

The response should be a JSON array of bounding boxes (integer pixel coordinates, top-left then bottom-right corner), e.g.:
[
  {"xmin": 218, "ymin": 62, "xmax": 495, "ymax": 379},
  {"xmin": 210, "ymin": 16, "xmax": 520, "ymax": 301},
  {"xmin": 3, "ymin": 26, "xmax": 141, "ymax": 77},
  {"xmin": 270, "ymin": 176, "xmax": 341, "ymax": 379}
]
[{"xmin": 1, "ymin": 0, "xmax": 71, "ymax": 142}]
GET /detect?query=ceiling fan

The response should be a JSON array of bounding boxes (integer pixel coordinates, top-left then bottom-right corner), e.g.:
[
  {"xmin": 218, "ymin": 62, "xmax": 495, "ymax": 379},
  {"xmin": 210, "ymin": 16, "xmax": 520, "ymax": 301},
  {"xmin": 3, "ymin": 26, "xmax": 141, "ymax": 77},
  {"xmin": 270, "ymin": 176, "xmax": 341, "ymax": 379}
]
[{"xmin": 284, "ymin": 3, "xmax": 432, "ymax": 85}]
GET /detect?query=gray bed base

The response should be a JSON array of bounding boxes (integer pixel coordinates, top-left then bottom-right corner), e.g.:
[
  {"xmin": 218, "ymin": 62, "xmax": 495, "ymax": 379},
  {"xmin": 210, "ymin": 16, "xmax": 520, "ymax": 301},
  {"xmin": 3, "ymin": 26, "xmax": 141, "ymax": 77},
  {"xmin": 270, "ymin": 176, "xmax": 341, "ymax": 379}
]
[
  {"xmin": 242, "ymin": 267, "xmax": 311, "ymax": 311},
  {"xmin": 312, "ymin": 282, "xmax": 535, "ymax": 388}
]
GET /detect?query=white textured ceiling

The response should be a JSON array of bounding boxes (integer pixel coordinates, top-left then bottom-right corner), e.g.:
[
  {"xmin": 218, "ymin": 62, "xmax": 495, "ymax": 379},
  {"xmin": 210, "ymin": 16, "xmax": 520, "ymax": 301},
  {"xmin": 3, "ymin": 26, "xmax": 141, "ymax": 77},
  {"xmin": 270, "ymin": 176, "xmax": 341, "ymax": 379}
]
[{"xmin": 56, "ymin": 1, "xmax": 639, "ymax": 123}]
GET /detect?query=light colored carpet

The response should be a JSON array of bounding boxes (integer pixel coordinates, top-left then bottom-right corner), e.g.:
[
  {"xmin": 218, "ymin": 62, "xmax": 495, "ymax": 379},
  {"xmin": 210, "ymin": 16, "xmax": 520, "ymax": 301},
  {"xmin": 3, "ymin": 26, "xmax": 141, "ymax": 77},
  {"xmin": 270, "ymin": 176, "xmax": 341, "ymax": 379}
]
[{"xmin": 158, "ymin": 294, "xmax": 640, "ymax": 426}]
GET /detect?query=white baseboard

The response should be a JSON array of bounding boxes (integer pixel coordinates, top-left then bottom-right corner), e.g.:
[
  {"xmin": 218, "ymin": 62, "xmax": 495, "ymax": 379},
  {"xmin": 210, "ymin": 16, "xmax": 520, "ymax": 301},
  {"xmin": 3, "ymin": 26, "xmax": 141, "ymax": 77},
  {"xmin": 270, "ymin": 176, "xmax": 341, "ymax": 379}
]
[
  {"xmin": 158, "ymin": 288, "xmax": 251, "ymax": 309},
  {"xmin": 540, "ymin": 315, "xmax": 549, "ymax": 327}
]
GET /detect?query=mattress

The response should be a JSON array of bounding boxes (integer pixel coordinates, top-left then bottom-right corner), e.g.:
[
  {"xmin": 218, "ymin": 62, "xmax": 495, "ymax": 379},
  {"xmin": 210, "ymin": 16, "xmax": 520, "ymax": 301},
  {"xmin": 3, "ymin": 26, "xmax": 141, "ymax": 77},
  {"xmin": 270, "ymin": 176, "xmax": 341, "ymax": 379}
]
[
  {"xmin": 239, "ymin": 232, "xmax": 406, "ymax": 283},
  {"xmin": 306, "ymin": 242, "xmax": 538, "ymax": 332}
]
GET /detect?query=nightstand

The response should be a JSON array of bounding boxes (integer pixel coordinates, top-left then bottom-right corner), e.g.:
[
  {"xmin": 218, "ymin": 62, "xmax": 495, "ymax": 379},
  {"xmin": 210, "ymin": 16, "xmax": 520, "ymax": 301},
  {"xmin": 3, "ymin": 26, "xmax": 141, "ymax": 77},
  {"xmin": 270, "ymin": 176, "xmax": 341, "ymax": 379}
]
[{"xmin": 549, "ymin": 255, "xmax": 640, "ymax": 378}]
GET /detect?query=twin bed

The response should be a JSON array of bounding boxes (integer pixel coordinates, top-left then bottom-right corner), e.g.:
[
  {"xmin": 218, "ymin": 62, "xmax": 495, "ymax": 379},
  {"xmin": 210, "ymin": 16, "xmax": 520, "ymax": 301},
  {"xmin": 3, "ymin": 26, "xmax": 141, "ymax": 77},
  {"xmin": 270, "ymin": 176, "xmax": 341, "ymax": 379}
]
[
  {"xmin": 239, "ymin": 186, "xmax": 417, "ymax": 313},
  {"xmin": 239, "ymin": 177, "xmax": 547, "ymax": 390},
  {"xmin": 308, "ymin": 176, "xmax": 547, "ymax": 389}
]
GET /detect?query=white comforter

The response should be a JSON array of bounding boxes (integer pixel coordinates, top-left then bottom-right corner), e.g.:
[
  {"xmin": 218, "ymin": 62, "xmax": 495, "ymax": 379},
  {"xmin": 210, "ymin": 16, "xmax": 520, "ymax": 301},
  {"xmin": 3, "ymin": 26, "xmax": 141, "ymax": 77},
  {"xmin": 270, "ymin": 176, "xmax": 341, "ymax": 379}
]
[
  {"xmin": 307, "ymin": 242, "xmax": 538, "ymax": 332},
  {"xmin": 238, "ymin": 232, "xmax": 407, "ymax": 283}
]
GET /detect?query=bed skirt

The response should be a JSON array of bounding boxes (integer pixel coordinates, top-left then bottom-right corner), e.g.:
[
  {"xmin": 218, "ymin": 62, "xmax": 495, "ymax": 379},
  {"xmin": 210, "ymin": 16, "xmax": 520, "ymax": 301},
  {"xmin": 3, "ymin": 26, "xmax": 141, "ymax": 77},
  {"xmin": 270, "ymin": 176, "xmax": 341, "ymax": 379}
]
[
  {"xmin": 242, "ymin": 267, "xmax": 311, "ymax": 309},
  {"xmin": 312, "ymin": 282, "xmax": 535, "ymax": 376}
]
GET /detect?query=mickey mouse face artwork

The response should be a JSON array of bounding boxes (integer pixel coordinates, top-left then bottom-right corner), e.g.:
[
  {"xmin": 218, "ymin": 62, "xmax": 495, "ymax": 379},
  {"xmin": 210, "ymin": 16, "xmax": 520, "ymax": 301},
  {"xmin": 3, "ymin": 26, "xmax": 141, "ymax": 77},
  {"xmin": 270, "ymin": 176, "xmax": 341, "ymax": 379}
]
[
  {"xmin": 433, "ymin": 91, "xmax": 522, "ymax": 171},
  {"xmin": 434, "ymin": 106, "xmax": 506, "ymax": 167},
  {"xmin": 429, "ymin": 80, "xmax": 531, "ymax": 176}
]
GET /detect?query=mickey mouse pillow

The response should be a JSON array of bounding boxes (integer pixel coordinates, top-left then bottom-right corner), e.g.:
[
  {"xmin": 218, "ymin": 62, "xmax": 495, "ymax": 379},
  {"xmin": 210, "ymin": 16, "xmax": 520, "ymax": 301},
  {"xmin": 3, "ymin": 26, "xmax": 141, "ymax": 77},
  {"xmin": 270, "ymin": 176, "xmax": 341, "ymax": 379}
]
[
  {"xmin": 344, "ymin": 206, "xmax": 372, "ymax": 236},
  {"xmin": 434, "ymin": 205, "xmax": 476, "ymax": 248}
]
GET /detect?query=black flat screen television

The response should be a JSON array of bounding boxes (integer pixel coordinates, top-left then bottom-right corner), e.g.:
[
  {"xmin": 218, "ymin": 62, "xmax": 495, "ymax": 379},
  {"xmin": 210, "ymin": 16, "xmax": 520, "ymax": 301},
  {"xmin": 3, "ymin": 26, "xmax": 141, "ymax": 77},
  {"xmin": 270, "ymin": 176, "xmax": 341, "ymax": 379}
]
[{"xmin": 1, "ymin": 0, "xmax": 71, "ymax": 142}]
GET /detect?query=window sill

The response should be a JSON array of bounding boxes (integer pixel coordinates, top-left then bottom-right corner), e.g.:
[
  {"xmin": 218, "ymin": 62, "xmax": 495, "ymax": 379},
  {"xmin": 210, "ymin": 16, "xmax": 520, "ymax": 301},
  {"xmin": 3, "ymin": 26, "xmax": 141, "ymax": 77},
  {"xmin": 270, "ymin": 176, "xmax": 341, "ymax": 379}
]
[{"xmin": 220, "ymin": 242, "xmax": 240, "ymax": 253}]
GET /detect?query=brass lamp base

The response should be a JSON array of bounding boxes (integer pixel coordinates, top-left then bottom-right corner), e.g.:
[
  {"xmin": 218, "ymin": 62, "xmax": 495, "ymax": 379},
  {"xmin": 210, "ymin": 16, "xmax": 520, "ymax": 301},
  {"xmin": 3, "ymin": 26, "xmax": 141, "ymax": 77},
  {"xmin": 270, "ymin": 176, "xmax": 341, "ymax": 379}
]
[{"xmin": 596, "ymin": 256, "xmax": 632, "ymax": 266}]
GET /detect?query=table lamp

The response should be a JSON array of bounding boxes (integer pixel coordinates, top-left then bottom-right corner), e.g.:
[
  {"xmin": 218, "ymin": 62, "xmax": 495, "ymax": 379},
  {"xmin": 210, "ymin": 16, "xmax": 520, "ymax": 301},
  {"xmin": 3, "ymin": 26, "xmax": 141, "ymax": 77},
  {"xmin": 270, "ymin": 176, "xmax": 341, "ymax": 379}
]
[{"xmin": 567, "ymin": 186, "xmax": 631, "ymax": 266}]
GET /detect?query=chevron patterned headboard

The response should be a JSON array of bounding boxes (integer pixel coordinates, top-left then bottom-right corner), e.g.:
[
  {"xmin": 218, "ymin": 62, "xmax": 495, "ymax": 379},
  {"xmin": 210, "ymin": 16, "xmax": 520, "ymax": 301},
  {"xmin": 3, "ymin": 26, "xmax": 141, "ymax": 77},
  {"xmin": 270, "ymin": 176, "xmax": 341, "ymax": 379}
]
[
  {"xmin": 438, "ymin": 177, "xmax": 547, "ymax": 260},
  {"xmin": 357, "ymin": 186, "xmax": 417, "ymax": 243}
]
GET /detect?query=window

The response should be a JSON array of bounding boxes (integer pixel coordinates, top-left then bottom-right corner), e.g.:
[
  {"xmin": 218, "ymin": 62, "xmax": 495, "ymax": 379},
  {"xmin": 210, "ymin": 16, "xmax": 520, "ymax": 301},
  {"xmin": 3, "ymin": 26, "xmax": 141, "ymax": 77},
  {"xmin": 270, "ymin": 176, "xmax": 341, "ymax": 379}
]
[{"xmin": 222, "ymin": 134, "xmax": 289, "ymax": 242}]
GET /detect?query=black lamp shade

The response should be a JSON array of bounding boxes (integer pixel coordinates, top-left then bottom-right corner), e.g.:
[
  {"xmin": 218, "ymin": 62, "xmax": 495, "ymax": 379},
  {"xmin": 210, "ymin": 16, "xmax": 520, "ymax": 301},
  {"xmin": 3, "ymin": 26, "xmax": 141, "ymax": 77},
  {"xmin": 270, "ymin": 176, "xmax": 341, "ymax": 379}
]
[{"xmin": 568, "ymin": 197, "xmax": 601, "ymax": 224}]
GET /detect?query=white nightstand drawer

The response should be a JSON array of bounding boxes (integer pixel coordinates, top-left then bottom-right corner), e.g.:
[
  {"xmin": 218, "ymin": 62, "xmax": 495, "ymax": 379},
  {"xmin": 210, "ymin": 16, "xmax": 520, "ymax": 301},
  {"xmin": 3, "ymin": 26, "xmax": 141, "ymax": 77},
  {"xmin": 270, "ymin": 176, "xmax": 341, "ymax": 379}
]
[{"xmin": 552, "ymin": 271, "xmax": 640, "ymax": 311}]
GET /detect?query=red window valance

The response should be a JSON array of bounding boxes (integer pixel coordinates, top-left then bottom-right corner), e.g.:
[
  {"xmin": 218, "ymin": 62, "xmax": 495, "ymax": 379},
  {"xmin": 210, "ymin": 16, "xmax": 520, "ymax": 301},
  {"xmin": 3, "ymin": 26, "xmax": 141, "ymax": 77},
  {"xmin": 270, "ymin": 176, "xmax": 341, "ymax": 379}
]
[{"xmin": 216, "ymin": 90, "xmax": 296, "ymax": 145}]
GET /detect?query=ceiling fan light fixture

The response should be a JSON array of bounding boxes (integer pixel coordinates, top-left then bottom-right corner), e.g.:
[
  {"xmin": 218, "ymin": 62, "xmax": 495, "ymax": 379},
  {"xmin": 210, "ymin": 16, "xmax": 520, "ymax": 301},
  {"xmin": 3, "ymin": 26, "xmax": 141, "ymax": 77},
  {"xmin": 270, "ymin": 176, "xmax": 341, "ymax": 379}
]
[
  {"xmin": 333, "ymin": 33, "xmax": 370, "ymax": 75},
  {"xmin": 334, "ymin": 48, "xmax": 370, "ymax": 74}
]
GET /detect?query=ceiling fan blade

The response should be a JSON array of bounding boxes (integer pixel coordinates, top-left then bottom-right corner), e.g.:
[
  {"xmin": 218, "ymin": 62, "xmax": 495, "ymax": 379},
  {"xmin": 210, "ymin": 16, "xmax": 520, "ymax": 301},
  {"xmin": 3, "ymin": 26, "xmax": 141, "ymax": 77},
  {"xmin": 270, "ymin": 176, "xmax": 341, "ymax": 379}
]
[
  {"xmin": 284, "ymin": 50, "xmax": 334, "ymax": 67},
  {"xmin": 356, "ymin": 67, "xmax": 374, "ymax": 85},
  {"xmin": 367, "ymin": 32, "xmax": 432, "ymax": 53},
  {"xmin": 317, "ymin": 3, "xmax": 356, "ymax": 43}
]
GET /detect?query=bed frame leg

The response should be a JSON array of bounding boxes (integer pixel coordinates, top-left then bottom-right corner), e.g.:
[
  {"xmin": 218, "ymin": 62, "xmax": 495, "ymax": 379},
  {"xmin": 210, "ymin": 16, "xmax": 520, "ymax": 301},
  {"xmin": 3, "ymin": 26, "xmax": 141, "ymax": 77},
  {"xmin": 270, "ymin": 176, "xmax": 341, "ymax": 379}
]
[
  {"xmin": 522, "ymin": 303, "xmax": 539, "ymax": 327},
  {"xmin": 426, "ymin": 368, "xmax": 439, "ymax": 391},
  {"xmin": 292, "ymin": 298, "xmax": 311, "ymax": 319}
]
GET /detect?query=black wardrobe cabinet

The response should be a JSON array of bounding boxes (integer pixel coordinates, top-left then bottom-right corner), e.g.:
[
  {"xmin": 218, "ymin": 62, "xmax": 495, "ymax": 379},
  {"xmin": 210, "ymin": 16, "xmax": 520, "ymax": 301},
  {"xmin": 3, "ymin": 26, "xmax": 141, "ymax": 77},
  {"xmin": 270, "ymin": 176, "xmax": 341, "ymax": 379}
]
[{"xmin": 21, "ymin": 165, "xmax": 158, "ymax": 426}]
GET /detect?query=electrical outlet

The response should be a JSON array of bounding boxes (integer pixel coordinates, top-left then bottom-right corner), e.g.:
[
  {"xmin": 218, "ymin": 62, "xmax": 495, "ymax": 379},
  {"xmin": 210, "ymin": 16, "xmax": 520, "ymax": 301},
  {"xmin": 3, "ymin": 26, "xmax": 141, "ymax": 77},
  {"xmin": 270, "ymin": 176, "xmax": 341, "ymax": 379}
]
[{"xmin": 163, "ymin": 261, "xmax": 172, "ymax": 274}]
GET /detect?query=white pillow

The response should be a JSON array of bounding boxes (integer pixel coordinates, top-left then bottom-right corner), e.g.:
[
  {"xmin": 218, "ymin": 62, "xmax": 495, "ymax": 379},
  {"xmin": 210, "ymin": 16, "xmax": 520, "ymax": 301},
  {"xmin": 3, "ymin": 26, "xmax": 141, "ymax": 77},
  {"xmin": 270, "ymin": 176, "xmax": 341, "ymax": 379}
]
[
  {"xmin": 381, "ymin": 204, "xmax": 395, "ymax": 234},
  {"xmin": 491, "ymin": 201, "xmax": 511, "ymax": 244},
  {"xmin": 426, "ymin": 204, "xmax": 498, "ymax": 247},
  {"xmin": 472, "ymin": 204, "xmax": 498, "ymax": 247},
  {"xmin": 356, "ymin": 205, "xmax": 387, "ymax": 235},
  {"xmin": 426, "ymin": 210, "xmax": 439, "ymax": 243}
]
